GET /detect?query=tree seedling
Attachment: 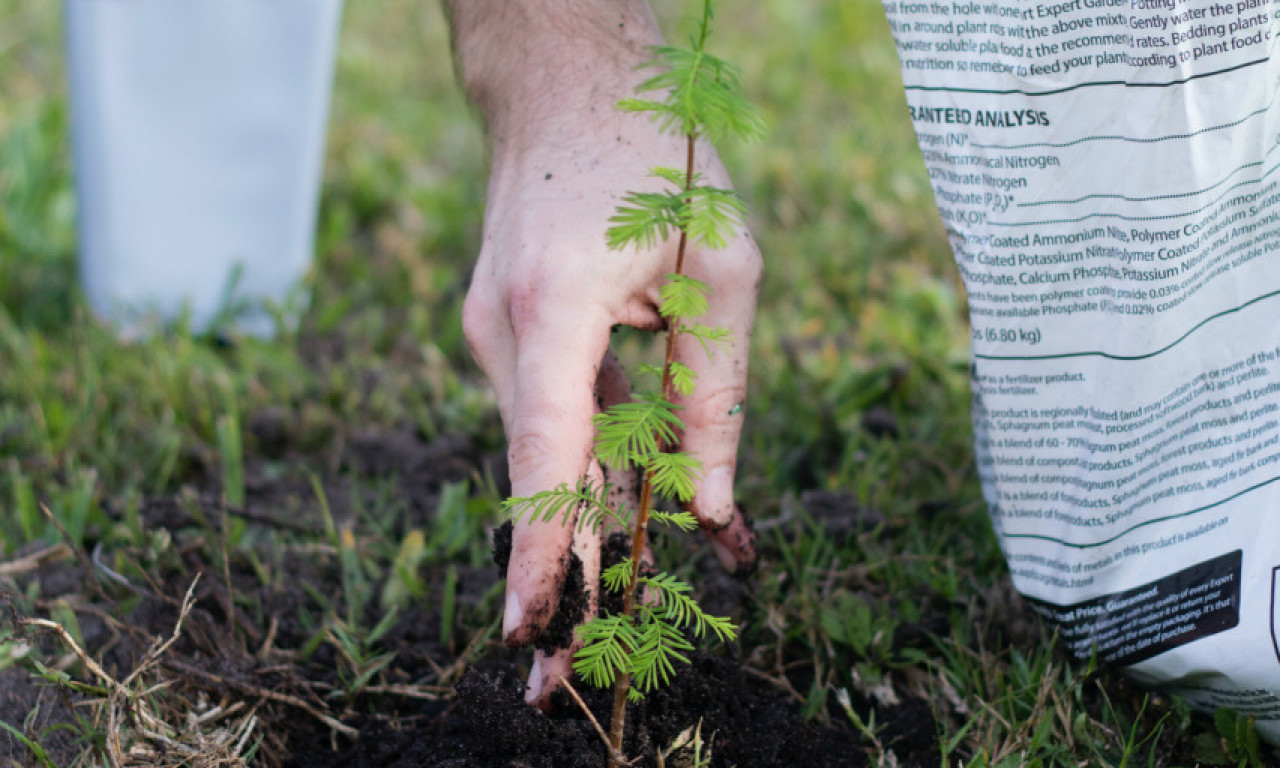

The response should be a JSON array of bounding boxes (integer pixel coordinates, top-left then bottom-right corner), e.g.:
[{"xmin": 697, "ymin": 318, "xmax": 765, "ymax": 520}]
[{"xmin": 503, "ymin": 1, "xmax": 764, "ymax": 764}]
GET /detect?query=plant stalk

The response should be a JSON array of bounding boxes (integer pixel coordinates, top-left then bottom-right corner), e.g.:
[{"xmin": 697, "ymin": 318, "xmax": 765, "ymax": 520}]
[{"xmin": 606, "ymin": 132, "xmax": 698, "ymax": 767}]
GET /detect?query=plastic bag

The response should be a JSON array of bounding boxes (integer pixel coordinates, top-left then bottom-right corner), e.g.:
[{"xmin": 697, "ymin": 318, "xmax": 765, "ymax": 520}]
[{"xmin": 883, "ymin": 0, "xmax": 1280, "ymax": 735}]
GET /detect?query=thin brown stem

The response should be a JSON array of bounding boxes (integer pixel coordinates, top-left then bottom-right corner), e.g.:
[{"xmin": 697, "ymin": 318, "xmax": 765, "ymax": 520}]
[
  {"xmin": 562, "ymin": 677, "xmax": 635, "ymax": 767},
  {"xmin": 607, "ymin": 131, "xmax": 700, "ymax": 768}
]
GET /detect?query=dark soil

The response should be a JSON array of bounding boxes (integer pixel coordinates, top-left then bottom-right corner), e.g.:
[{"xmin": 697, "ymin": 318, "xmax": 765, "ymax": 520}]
[
  {"xmin": 491, "ymin": 521, "xmax": 588, "ymax": 656},
  {"xmin": 0, "ymin": 425, "xmax": 942, "ymax": 767},
  {"xmin": 0, "ymin": 667, "xmax": 82, "ymax": 760},
  {"xmin": 287, "ymin": 654, "xmax": 882, "ymax": 768},
  {"xmin": 799, "ymin": 489, "xmax": 884, "ymax": 540}
]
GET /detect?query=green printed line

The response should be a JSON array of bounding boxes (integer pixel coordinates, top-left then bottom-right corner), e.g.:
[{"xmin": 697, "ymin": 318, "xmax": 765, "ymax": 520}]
[
  {"xmin": 971, "ymin": 102, "xmax": 1274, "ymax": 151},
  {"xmin": 902, "ymin": 56, "xmax": 1268, "ymax": 97},
  {"xmin": 1022, "ymin": 156, "xmax": 1271, "ymax": 208},
  {"xmin": 988, "ymin": 161, "xmax": 1280, "ymax": 226},
  {"xmin": 972, "ymin": 288, "xmax": 1280, "ymax": 362},
  {"xmin": 1000, "ymin": 473, "xmax": 1280, "ymax": 550}
]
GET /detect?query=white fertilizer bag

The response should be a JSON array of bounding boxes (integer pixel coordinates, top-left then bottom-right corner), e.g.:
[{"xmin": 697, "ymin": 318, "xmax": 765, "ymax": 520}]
[
  {"xmin": 65, "ymin": 0, "xmax": 343, "ymax": 336},
  {"xmin": 883, "ymin": 0, "xmax": 1280, "ymax": 737}
]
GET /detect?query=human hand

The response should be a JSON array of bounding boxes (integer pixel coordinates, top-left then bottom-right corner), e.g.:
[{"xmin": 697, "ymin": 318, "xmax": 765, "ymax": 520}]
[
  {"xmin": 450, "ymin": 0, "xmax": 760, "ymax": 707},
  {"xmin": 462, "ymin": 97, "xmax": 762, "ymax": 707}
]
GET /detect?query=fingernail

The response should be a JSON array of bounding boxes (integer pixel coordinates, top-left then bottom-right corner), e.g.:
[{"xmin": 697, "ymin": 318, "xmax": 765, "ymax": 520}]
[
  {"xmin": 711, "ymin": 538, "xmax": 737, "ymax": 571},
  {"xmin": 503, "ymin": 589, "xmax": 524, "ymax": 642},
  {"xmin": 700, "ymin": 466, "xmax": 734, "ymax": 524},
  {"xmin": 524, "ymin": 655, "xmax": 544, "ymax": 704}
]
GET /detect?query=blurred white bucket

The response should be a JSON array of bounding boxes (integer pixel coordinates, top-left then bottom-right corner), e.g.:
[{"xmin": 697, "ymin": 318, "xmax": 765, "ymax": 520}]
[{"xmin": 65, "ymin": 0, "xmax": 344, "ymax": 336}]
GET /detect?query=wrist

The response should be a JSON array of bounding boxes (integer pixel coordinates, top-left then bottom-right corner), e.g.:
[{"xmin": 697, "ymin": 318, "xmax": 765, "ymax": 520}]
[{"xmin": 447, "ymin": 0, "xmax": 664, "ymax": 146}]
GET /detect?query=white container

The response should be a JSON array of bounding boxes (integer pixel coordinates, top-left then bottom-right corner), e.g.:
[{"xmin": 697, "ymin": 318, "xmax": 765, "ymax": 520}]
[{"xmin": 65, "ymin": 0, "xmax": 344, "ymax": 336}]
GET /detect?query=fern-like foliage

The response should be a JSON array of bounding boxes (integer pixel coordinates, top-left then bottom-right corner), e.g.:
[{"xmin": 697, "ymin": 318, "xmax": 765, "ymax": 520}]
[
  {"xmin": 601, "ymin": 559, "xmax": 634, "ymax": 592},
  {"xmin": 617, "ymin": 41, "xmax": 765, "ymax": 145},
  {"xmin": 642, "ymin": 573, "xmax": 736, "ymax": 642},
  {"xmin": 574, "ymin": 566, "xmax": 737, "ymax": 700},
  {"xmin": 628, "ymin": 610, "xmax": 695, "ymax": 696},
  {"xmin": 646, "ymin": 452, "xmax": 701, "ymax": 503},
  {"xmin": 659, "ymin": 273, "xmax": 710, "ymax": 320},
  {"xmin": 649, "ymin": 166, "xmax": 699, "ymax": 187},
  {"xmin": 683, "ymin": 186, "xmax": 746, "ymax": 249},
  {"xmin": 650, "ymin": 510, "xmax": 699, "ymax": 532},
  {"xmin": 680, "ymin": 323, "xmax": 732, "ymax": 358},
  {"xmin": 668, "ymin": 360, "xmax": 698, "ymax": 396},
  {"xmin": 612, "ymin": 2, "xmax": 765, "ymax": 144},
  {"xmin": 593, "ymin": 393, "xmax": 683, "ymax": 469},
  {"xmin": 574, "ymin": 615, "xmax": 638, "ymax": 689},
  {"xmin": 503, "ymin": 481, "xmax": 631, "ymax": 531},
  {"xmin": 606, "ymin": 179, "xmax": 744, "ymax": 253},
  {"xmin": 606, "ymin": 189, "xmax": 684, "ymax": 250},
  {"xmin": 635, "ymin": 363, "xmax": 665, "ymax": 381}
]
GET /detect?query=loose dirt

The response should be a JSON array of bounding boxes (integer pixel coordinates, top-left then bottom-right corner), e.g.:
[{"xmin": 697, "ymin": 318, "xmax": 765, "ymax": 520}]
[{"xmin": 0, "ymin": 426, "xmax": 941, "ymax": 767}]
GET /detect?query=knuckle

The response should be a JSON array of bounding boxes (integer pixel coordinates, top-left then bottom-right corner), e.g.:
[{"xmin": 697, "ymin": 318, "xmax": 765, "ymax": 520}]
[
  {"xmin": 506, "ymin": 275, "xmax": 550, "ymax": 338},
  {"xmin": 460, "ymin": 289, "xmax": 491, "ymax": 353},
  {"xmin": 681, "ymin": 384, "xmax": 748, "ymax": 431},
  {"xmin": 703, "ymin": 239, "xmax": 763, "ymax": 292},
  {"xmin": 506, "ymin": 423, "xmax": 594, "ymax": 496},
  {"xmin": 506, "ymin": 430, "xmax": 560, "ymax": 485}
]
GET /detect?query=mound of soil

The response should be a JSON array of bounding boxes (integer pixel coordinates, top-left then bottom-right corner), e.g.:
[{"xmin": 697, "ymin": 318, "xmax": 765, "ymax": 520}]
[
  {"xmin": 0, "ymin": 427, "xmax": 941, "ymax": 767},
  {"xmin": 289, "ymin": 654, "xmax": 888, "ymax": 768}
]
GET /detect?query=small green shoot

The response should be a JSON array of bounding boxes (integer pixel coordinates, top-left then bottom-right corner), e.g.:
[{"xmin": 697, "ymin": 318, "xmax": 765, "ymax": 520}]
[
  {"xmin": 216, "ymin": 412, "xmax": 245, "ymax": 509},
  {"xmin": 502, "ymin": 1, "xmax": 763, "ymax": 763},
  {"xmin": 380, "ymin": 529, "xmax": 428, "ymax": 610},
  {"xmin": 326, "ymin": 608, "xmax": 400, "ymax": 701},
  {"xmin": 440, "ymin": 563, "xmax": 459, "ymax": 647},
  {"xmin": 0, "ymin": 718, "xmax": 57, "ymax": 768},
  {"xmin": 660, "ymin": 719, "xmax": 715, "ymax": 768},
  {"xmin": 1194, "ymin": 708, "xmax": 1263, "ymax": 767}
]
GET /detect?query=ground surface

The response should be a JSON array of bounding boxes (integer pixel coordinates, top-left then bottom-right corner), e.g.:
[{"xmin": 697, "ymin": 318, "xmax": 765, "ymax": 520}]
[
  {"xmin": 1, "ymin": 0, "xmax": 1277, "ymax": 766},
  {"xmin": 0, "ymin": 427, "xmax": 938, "ymax": 767}
]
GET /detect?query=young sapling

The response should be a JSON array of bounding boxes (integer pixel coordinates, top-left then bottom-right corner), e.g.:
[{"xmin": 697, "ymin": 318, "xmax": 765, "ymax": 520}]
[{"xmin": 503, "ymin": 1, "xmax": 764, "ymax": 764}]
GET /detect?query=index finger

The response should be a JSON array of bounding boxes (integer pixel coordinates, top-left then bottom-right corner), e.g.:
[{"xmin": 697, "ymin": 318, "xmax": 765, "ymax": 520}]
[{"xmin": 502, "ymin": 297, "xmax": 611, "ymax": 646}]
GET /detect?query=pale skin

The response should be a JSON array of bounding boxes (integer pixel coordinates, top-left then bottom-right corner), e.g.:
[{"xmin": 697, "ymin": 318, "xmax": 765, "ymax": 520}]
[{"xmin": 445, "ymin": 0, "xmax": 762, "ymax": 706}]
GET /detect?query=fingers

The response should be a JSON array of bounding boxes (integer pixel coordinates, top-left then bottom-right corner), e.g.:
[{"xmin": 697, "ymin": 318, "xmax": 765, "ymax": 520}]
[
  {"xmin": 462, "ymin": 267, "xmax": 517, "ymax": 425},
  {"xmin": 525, "ymin": 491, "xmax": 601, "ymax": 707},
  {"xmin": 464, "ymin": 188, "xmax": 761, "ymax": 716},
  {"xmin": 501, "ymin": 296, "xmax": 611, "ymax": 646},
  {"xmin": 702, "ymin": 510, "xmax": 757, "ymax": 574},
  {"xmin": 593, "ymin": 355, "xmax": 663, "ymax": 602},
  {"xmin": 597, "ymin": 350, "xmax": 644, "ymax": 532},
  {"xmin": 526, "ymin": 648, "xmax": 571, "ymax": 709},
  {"xmin": 670, "ymin": 238, "xmax": 763, "ymax": 573}
]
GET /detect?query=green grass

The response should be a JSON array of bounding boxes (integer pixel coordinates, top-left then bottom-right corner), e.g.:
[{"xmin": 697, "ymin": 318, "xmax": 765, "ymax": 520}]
[{"xmin": 0, "ymin": 0, "xmax": 1267, "ymax": 765}]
